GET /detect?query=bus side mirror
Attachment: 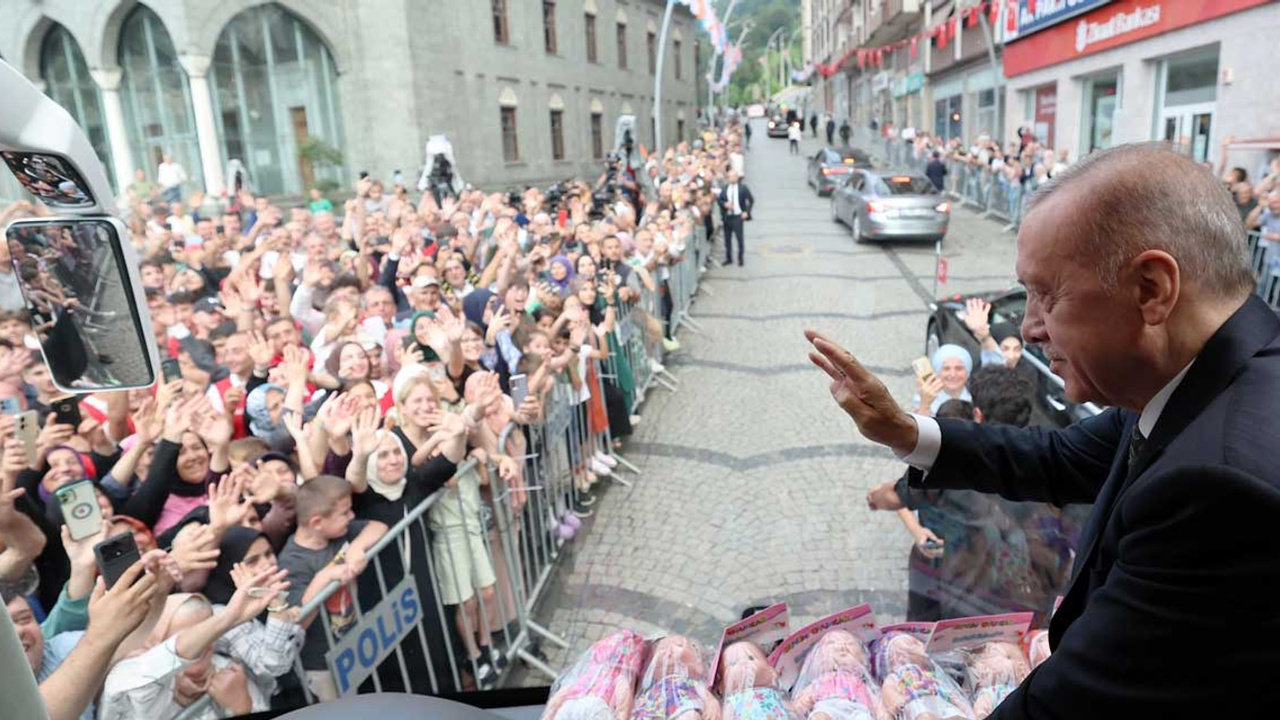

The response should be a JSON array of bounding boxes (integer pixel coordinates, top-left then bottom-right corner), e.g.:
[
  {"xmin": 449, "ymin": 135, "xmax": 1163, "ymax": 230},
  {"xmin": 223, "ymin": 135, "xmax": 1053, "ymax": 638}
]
[{"xmin": 6, "ymin": 216, "xmax": 157, "ymax": 391}]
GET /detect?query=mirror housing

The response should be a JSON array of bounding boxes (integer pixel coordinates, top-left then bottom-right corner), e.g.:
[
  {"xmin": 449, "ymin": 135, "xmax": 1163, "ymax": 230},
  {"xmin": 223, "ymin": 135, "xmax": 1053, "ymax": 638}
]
[{"xmin": 1, "ymin": 58, "xmax": 157, "ymax": 393}]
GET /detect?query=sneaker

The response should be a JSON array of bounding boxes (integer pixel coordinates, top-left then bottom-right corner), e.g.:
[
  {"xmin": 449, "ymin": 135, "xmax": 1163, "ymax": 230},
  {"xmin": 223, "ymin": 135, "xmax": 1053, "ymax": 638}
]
[
  {"xmin": 594, "ymin": 452, "xmax": 618, "ymax": 469},
  {"xmin": 475, "ymin": 660, "xmax": 498, "ymax": 690},
  {"xmin": 590, "ymin": 458, "xmax": 613, "ymax": 476},
  {"xmin": 489, "ymin": 647, "xmax": 510, "ymax": 672},
  {"xmin": 572, "ymin": 503, "xmax": 595, "ymax": 519},
  {"xmin": 650, "ymin": 358, "xmax": 666, "ymax": 373},
  {"xmin": 578, "ymin": 492, "xmax": 597, "ymax": 507},
  {"xmin": 663, "ymin": 338, "xmax": 681, "ymax": 353},
  {"xmin": 629, "ymin": 414, "xmax": 643, "ymax": 428}
]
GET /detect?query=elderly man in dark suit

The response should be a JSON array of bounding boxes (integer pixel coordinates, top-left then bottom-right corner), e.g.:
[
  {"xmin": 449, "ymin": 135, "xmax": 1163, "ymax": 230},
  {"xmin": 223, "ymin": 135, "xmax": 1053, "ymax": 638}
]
[
  {"xmin": 717, "ymin": 170, "xmax": 753, "ymax": 267},
  {"xmin": 807, "ymin": 142, "xmax": 1280, "ymax": 716}
]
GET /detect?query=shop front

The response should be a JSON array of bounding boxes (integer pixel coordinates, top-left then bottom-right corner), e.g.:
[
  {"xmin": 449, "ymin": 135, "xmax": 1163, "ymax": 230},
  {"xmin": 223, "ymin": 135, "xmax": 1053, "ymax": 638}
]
[{"xmin": 893, "ymin": 72, "xmax": 926, "ymax": 131}]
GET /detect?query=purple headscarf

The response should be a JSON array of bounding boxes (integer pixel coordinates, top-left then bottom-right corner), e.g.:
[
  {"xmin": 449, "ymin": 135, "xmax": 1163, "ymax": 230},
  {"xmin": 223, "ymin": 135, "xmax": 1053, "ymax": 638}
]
[{"xmin": 548, "ymin": 255, "xmax": 576, "ymax": 294}]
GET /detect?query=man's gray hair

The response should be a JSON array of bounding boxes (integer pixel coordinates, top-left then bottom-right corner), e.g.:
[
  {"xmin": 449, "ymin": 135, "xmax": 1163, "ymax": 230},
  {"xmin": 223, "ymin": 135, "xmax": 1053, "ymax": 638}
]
[{"xmin": 1025, "ymin": 142, "xmax": 1255, "ymax": 299}]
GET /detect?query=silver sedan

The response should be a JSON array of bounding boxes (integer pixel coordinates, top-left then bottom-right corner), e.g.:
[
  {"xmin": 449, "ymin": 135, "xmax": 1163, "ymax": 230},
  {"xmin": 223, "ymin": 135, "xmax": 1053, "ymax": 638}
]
[{"xmin": 830, "ymin": 171, "xmax": 950, "ymax": 243}]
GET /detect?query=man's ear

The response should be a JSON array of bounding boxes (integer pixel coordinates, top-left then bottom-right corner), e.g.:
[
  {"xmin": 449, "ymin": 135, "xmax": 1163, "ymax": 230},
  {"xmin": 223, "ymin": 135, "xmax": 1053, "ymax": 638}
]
[{"xmin": 973, "ymin": 408, "xmax": 984, "ymax": 424}]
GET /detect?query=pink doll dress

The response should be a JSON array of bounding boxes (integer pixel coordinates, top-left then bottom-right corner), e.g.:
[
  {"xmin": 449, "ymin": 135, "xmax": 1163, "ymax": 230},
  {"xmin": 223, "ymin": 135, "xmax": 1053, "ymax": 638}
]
[
  {"xmin": 558, "ymin": 631, "xmax": 647, "ymax": 702},
  {"xmin": 632, "ymin": 676, "xmax": 706, "ymax": 720},
  {"xmin": 805, "ymin": 671, "xmax": 876, "ymax": 720},
  {"xmin": 886, "ymin": 664, "xmax": 970, "ymax": 720},
  {"xmin": 722, "ymin": 687, "xmax": 791, "ymax": 720}
]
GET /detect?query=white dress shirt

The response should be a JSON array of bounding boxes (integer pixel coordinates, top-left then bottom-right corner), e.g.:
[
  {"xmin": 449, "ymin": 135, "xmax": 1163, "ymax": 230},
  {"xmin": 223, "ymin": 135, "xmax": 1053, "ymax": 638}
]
[{"xmin": 898, "ymin": 360, "xmax": 1196, "ymax": 473}]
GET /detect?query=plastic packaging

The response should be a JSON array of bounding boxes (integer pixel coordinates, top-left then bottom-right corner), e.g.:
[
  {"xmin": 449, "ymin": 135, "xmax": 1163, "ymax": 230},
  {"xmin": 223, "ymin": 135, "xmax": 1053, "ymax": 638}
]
[
  {"xmin": 544, "ymin": 630, "xmax": 648, "ymax": 720},
  {"xmin": 631, "ymin": 635, "xmax": 721, "ymax": 720},
  {"xmin": 1020, "ymin": 630, "xmax": 1051, "ymax": 670},
  {"xmin": 790, "ymin": 630, "xmax": 886, "ymax": 720},
  {"xmin": 962, "ymin": 643, "xmax": 1029, "ymax": 719},
  {"xmin": 717, "ymin": 641, "xmax": 798, "ymax": 720},
  {"xmin": 871, "ymin": 632, "xmax": 973, "ymax": 720}
]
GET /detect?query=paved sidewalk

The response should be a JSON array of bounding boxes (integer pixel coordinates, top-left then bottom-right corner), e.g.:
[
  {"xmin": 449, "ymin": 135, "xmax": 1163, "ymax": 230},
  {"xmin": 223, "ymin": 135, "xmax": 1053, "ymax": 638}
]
[{"xmin": 518, "ymin": 124, "xmax": 1020, "ymax": 680}]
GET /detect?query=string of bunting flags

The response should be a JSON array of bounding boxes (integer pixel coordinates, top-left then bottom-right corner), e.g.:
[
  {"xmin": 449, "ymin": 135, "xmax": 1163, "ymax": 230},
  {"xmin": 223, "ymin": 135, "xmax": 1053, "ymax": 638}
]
[
  {"xmin": 682, "ymin": 0, "xmax": 744, "ymax": 93},
  {"xmin": 813, "ymin": 0, "xmax": 1007, "ymax": 79}
]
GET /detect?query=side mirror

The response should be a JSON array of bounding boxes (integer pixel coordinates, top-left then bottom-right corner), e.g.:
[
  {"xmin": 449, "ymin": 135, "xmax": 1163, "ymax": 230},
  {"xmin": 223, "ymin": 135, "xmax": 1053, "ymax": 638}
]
[{"xmin": 6, "ymin": 216, "xmax": 157, "ymax": 391}]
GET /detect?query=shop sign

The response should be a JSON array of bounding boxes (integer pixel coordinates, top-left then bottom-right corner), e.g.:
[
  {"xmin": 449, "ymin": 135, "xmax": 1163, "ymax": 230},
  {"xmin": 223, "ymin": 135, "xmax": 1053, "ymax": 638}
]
[
  {"xmin": 872, "ymin": 72, "xmax": 891, "ymax": 92},
  {"xmin": 1005, "ymin": 0, "xmax": 1113, "ymax": 41},
  {"xmin": 893, "ymin": 72, "xmax": 926, "ymax": 98},
  {"xmin": 1005, "ymin": 0, "xmax": 1270, "ymax": 77}
]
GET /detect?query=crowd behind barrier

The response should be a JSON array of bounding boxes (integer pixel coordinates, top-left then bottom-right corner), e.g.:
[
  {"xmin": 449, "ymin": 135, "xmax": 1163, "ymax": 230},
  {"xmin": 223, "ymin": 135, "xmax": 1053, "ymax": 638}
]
[{"xmin": 0, "ymin": 117, "xmax": 734, "ymax": 720}]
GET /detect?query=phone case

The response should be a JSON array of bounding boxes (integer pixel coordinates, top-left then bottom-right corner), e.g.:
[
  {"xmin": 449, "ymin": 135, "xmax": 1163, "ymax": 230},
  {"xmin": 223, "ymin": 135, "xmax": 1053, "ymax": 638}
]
[
  {"xmin": 56, "ymin": 479, "xmax": 103, "ymax": 541},
  {"xmin": 53, "ymin": 397, "xmax": 81, "ymax": 427},
  {"xmin": 510, "ymin": 373, "xmax": 529, "ymax": 408},
  {"xmin": 162, "ymin": 358, "xmax": 183, "ymax": 383},
  {"xmin": 912, "ymin": 357, "xmax": 935, "ymax": 381},
  {"xmin": 15, "ymin": 411, "xmax": 39, "ymax": 466},
  {"xmin": 94, "ymin": 532, "xmax": 141, "ymax": 590}
]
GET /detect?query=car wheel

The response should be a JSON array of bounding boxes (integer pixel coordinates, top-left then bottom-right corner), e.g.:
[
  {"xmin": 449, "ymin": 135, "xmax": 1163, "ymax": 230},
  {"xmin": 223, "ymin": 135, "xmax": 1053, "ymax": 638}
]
[
  {"xmin": 926, "ymin": 322, "xmax": 941, "ymax": 359},
  {"xmin": 852, "ymin": 215, "xmax": 865, "ymax": 244}
]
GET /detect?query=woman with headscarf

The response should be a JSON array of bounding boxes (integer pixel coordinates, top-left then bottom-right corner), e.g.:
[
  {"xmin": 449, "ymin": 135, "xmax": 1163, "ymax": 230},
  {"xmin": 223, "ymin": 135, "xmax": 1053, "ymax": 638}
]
[
  {"xmin": 406, "ymin": 310, "xmax": 443, "ymax": 364},
  {"xmin": 98, "ymin": 570, "xmax": 287, "ymax": 720},
  {"xmin": 545, "ymin": 255, "xmax": 576, "ymax": 297},
  {"xmin": 912, "ymin": 343, "xmax": 973, "ymax": 417}
]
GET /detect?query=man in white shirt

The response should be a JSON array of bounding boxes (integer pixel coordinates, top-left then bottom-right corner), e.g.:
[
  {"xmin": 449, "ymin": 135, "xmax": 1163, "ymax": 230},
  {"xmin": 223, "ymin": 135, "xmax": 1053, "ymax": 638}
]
[
  {"xmin": 805, "ymin": 143, "xmax": 1280, "ymax": 716},
  {"xmin": 157, "ymin": 153, "xmax": 187, "ymax": 204}
]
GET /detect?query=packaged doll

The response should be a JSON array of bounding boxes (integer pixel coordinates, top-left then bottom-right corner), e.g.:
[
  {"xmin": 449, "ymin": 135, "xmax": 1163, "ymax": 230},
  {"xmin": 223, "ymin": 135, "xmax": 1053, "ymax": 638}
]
[
  {"xmin": 963, "ymin": 643, "xmax": 1029, "ymax": 719},
  {"xmin": 789, "ymin": 630, "xmax": 888, "ymax": 720},
  {"xmin": 632, "ymin": 635, "xmax": 721, "ymax": 720},
  {"xmin": 717, "ymin": 641, "xmax": 797, "ymax": 720},
  {"xmin": 871, "ymin": 632, "xmax": 973, "ymax": 720},
  {"xmin": 544, "ymin": 630, "xmax": 648, "ymax": 720},
  {"xmin": 1020, "ymin": 630, "xmax": 1050, "ymax": 670}
]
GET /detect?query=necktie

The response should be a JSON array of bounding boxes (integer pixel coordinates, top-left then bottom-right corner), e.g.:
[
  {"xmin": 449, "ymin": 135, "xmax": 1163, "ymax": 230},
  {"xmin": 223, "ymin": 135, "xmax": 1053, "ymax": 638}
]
[{"xmin": 1127, "ymin": 424, "xmax": 1146, "ymax": 471}]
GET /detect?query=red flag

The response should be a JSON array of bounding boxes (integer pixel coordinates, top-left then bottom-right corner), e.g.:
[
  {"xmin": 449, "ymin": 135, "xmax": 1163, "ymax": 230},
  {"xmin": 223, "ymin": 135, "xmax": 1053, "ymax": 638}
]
[
  {"xmin": 1027, "ymin": 0, "xmax": 1036, "ymax": 13},
  {"xmin": 857, "ymin": 50, "xmax": 865, "ymax": 68},
  {"xmin": 990, "ymin": 0, "xmax": 1001, "ymax": 27},
  {"xmin": 1006, "ymin": 0, "xmax": 1019, "ymax": 34},
  {"xmin": 967, "ymin": 6, "xmax": 979, "ymax": 27},
  {"xmin": 949, "ymin": 16, "xmax": 959, "ymax": 39},
  {"xmin": 936, "ymin": 25, "xmax": 948, "ymax": 50},
  {"xmin": 876, "ymin": 49, "xmax": 884, "ymax": 67},
  {"xmin": 938, "ymin": 257, "xmax": 948, "ymax": 284},
  {"xmin": 910, "ymin": 36, "xmax": 919, "ymax": 58}
]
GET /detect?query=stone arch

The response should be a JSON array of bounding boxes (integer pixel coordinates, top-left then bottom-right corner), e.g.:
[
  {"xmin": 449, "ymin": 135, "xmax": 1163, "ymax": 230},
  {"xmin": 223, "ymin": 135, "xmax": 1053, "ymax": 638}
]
[
  {"xmin": 499, "ymin": 87, "xmax": 519, "ymax": 108},
  {"xmin": 188, "ymin": 1, "xmax": 351, "ymax": 74},
  {"xmin": 548, "ymin": 92, "xmax": 565, "ymax": 111},
  {"xmin": 589, "ymin": 97, "xmax": 604, "ymax": 114},
  {"xmin": 17, "ymin": 15, "xmax": 57, "ymax": 80},
  {"xmin": 97, "ymin": 1, "xmax": 186, "ymax": 71}
]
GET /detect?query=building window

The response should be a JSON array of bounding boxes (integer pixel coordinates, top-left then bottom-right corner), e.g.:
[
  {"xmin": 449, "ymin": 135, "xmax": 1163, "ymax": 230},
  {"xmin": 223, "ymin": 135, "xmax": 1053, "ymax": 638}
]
[
  {"xmin": 543, "ymin": 1, "xmax": 557, "ymax": 54},
  {"xmin": 647, "ymin": 31, "xmax": 657, "ymax": 74},
  {"xmin": 211, "ymin": 4, "xmax": 345, "ymax": 196},
  {"xmin": 616, "ymin": 23, "xmax": 628, "ymax": 69},
  {"xmin": 493, "ymin": 0, "xmax": 509, "ymax": 45},
  {"xmin": 501, "ymin": 107, "xmax": 519, "ymax": 162},
  {"xmin": 590, "ymin": 112, "xmax": 604, "ymax": 159},
  {"xmin": 550, "ymin": 110, "xmax": 565, "ymax": 160},
  {"xmin": 674, "ymin": 39, "xmax": 682, "ymax": 80},
  {"xmin": 118, "ymin": 6, "xmax": 203, "ymax": 190},
  {"xmin": 676, "ymin": 118, "xmax": 685, "ymax": 142},
  {"xmin": 40, "ymin": 25, "xmax": 115, "ymax": 191},
  {"xmin": 585, "ymin": 14, "xmax": 598, "ymax": 63}
]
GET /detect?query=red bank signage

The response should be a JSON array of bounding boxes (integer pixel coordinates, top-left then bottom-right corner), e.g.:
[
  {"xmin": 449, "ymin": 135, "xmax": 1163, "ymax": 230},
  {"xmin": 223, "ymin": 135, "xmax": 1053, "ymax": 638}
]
[{"xmin": 1004, "ymin": 0, "xmax": 1273, "ymax": 77}]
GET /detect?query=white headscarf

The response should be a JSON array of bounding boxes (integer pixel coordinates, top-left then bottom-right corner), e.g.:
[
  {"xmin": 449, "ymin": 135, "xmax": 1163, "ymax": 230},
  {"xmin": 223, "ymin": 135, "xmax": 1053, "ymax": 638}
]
[{"xmin": 365, "ymin": 431, "xmax": 407, "ymax": 502}]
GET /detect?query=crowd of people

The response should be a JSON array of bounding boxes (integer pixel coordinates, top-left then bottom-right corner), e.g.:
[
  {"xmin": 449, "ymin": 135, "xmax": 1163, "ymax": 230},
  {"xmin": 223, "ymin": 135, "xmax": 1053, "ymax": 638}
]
[{"xmin": 0, "ymin": 119, "xmax": 750, "ymax": 719}]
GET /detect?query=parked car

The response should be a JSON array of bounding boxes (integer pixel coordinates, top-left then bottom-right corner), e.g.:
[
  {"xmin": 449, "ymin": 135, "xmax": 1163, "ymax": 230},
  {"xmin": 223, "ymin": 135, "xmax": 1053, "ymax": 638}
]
[
  {"xmin": 830, "ymin": 170, "xmax": 950, "ymax": 243},
  {"xmin": 806, "ymin": 147, "xmax": 873, "ymax": 195},
  {"xmin": 926, "ymin": 285, "xmax": 1104, "ymax": 430}
]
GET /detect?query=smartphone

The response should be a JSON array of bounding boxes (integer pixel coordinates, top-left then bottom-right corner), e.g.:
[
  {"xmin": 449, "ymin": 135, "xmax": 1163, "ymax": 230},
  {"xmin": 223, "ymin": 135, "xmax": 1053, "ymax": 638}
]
[
  {"xmin": 94, "ymin": 532, "xmax": 141, "ymax": 590},
  {"xmin": 911, "ymin": 357, "xmax": 936, "ymax": 383},
  {"xmin": 14, "ymin": 410, "xmax": 38, "ymax": 466},
  {"xmin": 56, "ymin": 479, "xmax": 104, "ymax": 541},
  {"xmin": 52, "ymin": 396, "xmax": 81, "ymax": 428},
  {"xmin": 161, "ymin": 357, "xmax": 183, "ymax": 384},
  {"xmin": 1, "ymin": 397, "xmax": 20, "ymax": 414},
  {"xmin": 510, "ymin": 374, "xmax": 529, "ymax": 409}
]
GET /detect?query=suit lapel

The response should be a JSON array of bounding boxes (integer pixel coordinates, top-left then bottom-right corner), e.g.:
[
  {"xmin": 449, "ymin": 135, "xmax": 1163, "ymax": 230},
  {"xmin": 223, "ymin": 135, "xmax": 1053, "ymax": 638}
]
[{"xmin": 1050, "ymin": 295, "xmax": 1280, "ymax": 646}]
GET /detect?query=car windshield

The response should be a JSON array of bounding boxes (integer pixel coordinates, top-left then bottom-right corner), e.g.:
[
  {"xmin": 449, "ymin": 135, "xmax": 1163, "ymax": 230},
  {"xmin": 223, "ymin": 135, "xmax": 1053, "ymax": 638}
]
[
  {"xmin": 874, "ymin": 175, "xmax": 937, "ymax": 195},
  {"xmin": 0, "ymin": 1, "xmax": 1270, "ymax": 717}
]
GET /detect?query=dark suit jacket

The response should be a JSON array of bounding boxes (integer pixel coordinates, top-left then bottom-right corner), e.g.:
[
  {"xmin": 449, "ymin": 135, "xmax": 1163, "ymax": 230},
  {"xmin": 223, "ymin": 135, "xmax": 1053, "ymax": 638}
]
[
  {"xmin": 717, "ymin": 183, "xmax": 754, "ymax": 220},
  {"xmin": 908, "ymin": 294, "xmax": 1280, "ymax": 717}
]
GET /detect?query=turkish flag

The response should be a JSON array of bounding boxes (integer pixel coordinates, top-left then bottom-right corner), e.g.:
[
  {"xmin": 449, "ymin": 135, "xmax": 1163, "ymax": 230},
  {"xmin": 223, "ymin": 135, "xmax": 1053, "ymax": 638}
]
[
  {"xmin": 1027, "ymin": 0, "xmax": 1036, "ymax": 13},
  {"xmin": 910, "ymin": 36, "xmax": 919, "ymax": 58},
  {"xmin": 949, "ymin": 16, "xmax": 959, "ymax": 39},
  {"xmin": 967, "ymin": 6, "xmax": 979, "ymax": 27},
  {"xmin": 990, "ymin": 0, "xmax": 1001, "ymax": 27},
  {"xmin": 937, "ymin": 25, "xmax": 948, "ymax": 50},
  {"xmin": 938, "ymin": 257, "xmax": 948, "ymax": 284},
  {"xmin": 857, "ymin": 50, "xmax": 865, "ymax": 68},
  {"xmin": 876, "ymin": 49, "xmax": 884, "ymax": 67},
  {"xmin": 1006, "ymin": 0, "xmax": 1018, "ymax": 34}
]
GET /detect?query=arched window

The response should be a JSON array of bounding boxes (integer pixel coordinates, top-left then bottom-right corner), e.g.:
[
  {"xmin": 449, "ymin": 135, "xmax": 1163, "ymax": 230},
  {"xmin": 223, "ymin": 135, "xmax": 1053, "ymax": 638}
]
[
  {"xmin": 118, "ymin": 6, "xmax": 202, "ymax": 192},
  {"xmin": 40, "ymin": 25, "xmax": 115, "ymax": 191},
  {"xmin": 211, "ymin": 3, "xmax": 345, "ymax": 196}
]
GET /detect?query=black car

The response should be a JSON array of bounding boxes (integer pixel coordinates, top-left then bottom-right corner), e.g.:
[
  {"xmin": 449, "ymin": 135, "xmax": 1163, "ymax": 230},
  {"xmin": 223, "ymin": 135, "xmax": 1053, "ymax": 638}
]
[
  {"xmin": 766, "ymin": 113, "xmax": 791, "ymax": 138},
  {"xmin": 926, "ymin": 285, "xmax": 1103, "ymax": 430},
  {"xmin": 806, "ymin": 146, "xmax": 873, "ymax": 195}
]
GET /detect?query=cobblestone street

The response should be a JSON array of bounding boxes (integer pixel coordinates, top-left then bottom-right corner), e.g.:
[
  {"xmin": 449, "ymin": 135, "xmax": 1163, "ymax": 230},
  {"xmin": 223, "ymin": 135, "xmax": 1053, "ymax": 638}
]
[{"xmin": 523, "ymin": 124, "xmax": 1021, "ymax": 678}]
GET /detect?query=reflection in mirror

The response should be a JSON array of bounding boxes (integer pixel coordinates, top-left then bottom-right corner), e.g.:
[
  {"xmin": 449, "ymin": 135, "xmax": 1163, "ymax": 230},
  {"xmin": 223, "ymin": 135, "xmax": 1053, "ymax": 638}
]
[
  {"xmin": 0, "ymin": 151, "xmax": 95, "ymax": 209},
  {"xmin": 5, "ymin": 218, "xmax": 154, "ymax": 389}
]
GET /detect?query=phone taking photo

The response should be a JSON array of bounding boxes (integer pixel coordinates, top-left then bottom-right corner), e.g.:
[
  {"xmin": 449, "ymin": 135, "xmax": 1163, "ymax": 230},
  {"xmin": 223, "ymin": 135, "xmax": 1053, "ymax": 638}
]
[
  {"xmin": 52, "ymin": 396, "xmax": 81, "ymax": 428},
  {"xmin": 94, "ymin": 532, "xmax": 141, "ymax": 590},
  {"xmin": 912, "ymin": 357, "xmax": 936, "ymax": 384},
  {"xmin": 56, "ymin": 479, "xmax": 104, "ymax": 542},
  {"xmin": 14, "ymin": 410, "xmax": 39, "ymax": 466},
  {"xmin": 161, "ymin": 357, "xmax": 183, "ymax": 384},
  {"xmin": 510, "ymin": 374, "xmax": 529, "ymax": 410}
]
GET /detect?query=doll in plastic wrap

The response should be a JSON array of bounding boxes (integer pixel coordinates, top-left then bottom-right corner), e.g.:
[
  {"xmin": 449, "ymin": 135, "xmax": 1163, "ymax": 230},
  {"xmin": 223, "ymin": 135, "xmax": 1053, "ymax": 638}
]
[
  {"xmin": 1020, "ymin": 630, "xmax": 1050, "ymax": 670},
  {"xmin": 964, "ymin": 643, "xmax": 1029, "ymax": 719},
  {"xmin": 790, "ymin": 630, "xmax": 890, "ymax": 720},
  {"xmin": 544, "ymin": 630, "xmax": 648, "ymax": 720},
  {"xmin": 871, "ymin": 632, "xmax": 973, "ymax": 720},
  {"xmin": 717, "ymin": 641, "xmax": 797, "ymax": 720},
  {"xmin": 631, "ymin": 635, "xmax": 721, "ymax": 720}
]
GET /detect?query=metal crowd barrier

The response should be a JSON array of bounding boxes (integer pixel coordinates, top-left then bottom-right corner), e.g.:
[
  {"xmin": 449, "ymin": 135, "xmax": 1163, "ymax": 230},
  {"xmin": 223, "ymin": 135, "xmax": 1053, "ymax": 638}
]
[{"xmin": 1246, "ymin": 230, "xmax": 1280, "ymax": 309}]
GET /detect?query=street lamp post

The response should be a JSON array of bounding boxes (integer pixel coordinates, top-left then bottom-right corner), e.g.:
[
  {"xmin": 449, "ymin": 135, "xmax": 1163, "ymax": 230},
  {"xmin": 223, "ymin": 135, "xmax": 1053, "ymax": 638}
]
[
  {"xmin": 708, "ymin": 0, "xmax": 741, "ymax": 123},
  {"xmin": 653, "ymin": 0, "xmax": 677, "ymax": 157},
  {"xmin": 764, "ymin": 27, "xmax": 784, "ymax": 102}
]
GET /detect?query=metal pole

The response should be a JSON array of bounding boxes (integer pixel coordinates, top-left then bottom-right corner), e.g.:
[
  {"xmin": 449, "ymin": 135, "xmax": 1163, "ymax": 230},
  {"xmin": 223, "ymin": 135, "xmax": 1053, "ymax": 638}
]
[
  {"xmin": 976, "ymin": 8, "xmax": 1004, "ymax": 132},
  {"xmin": 765, "ymin": 28, "xmax": 783, "ymax": 102},
  {"xmin": 653, "ymin": 0, "xmax": 678, "ymax": 158}
]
